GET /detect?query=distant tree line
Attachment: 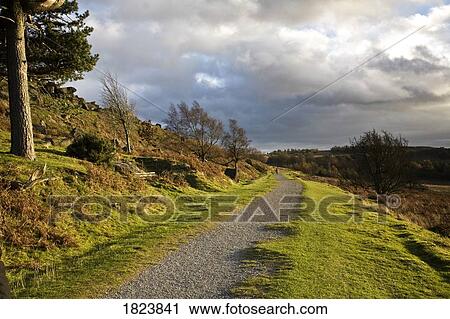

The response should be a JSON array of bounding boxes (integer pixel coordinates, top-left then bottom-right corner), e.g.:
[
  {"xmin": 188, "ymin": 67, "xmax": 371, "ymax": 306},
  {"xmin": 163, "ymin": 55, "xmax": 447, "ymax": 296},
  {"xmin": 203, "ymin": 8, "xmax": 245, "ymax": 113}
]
[{"xmin": 268, "ymin": 130, "xmax": 450, "ymax": 194}]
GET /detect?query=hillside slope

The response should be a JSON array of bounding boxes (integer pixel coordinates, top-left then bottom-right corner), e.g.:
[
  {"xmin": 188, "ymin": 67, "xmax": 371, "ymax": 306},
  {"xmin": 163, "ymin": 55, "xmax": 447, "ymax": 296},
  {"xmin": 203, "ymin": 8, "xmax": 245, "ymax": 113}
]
[{"xmin": 0, "ymin": 85, "xmax": 274, "ymax": 298}]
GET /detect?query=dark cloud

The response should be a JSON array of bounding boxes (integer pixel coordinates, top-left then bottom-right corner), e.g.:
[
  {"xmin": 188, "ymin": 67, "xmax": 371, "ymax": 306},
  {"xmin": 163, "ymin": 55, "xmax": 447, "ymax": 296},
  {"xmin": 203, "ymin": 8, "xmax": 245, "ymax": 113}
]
[
  {"xmin": 370, "ymin": 56, "xmax": 448, "ymax": 74},
  {"xmin": 73, "ymin": 1, "xmax": 450, "ymax": 149},
  {"xmin": 414, "ymin": 45, "xmax": 441, "ymax": 63}
]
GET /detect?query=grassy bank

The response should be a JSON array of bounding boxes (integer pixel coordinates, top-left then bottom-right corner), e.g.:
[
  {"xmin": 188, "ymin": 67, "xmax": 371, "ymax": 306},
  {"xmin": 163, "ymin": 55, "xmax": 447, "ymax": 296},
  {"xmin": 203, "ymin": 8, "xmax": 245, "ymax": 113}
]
[
  {"xmin": 0, "ymin": 129, "xmax": 277, "ymax": 298},
  {"xmin": 4, "ymin": 173, "xmax": 277, "ymax": 298},
  {"xmin": 233, "ymin": 172, "xmax": 450, "ymax": 298}
]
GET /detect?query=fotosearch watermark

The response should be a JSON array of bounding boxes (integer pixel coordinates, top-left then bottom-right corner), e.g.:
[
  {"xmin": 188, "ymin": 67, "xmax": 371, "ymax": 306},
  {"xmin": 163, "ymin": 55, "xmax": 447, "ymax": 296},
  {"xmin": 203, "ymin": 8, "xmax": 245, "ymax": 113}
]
[{"xmin": 47, "ymin": 193, "xmax": 401, "ymax": 224}]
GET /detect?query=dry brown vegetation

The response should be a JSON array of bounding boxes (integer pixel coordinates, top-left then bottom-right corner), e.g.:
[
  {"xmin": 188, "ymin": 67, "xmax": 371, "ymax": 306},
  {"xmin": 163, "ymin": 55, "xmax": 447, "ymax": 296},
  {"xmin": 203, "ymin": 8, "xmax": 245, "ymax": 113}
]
[
  {"xmin": 0, "ymin": 187, "xmax": 75, "ymax": 249},
  {"xmin": 395, "ymin": 187, "xmax": 449, "ymax": 236},
  {"xmin": 85, "ymin": 164, "xmax": 146, "ymax": 193}
]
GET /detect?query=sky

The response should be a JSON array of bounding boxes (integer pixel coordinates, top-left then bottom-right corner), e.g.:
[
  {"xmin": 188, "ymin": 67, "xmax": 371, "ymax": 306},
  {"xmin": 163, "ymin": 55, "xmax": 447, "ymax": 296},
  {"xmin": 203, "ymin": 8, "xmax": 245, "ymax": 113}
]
[{"xmin": 72, "ymin": 0, "xmax": 450, "ymax": 151}]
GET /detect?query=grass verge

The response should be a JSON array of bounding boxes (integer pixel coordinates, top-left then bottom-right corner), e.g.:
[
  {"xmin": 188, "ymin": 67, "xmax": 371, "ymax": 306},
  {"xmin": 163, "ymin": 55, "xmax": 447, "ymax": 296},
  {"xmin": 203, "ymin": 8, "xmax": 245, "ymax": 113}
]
[{"xmin": 233, "ymin": 172, "xmax": 450, "ymax": 298}]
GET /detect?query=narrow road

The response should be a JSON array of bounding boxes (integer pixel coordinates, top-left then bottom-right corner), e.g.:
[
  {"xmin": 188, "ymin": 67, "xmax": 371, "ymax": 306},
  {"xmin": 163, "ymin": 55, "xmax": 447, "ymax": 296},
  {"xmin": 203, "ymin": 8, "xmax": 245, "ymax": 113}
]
[{"xmin": 109, "ymin": 174, "xmax": 301, "ymax": 299}]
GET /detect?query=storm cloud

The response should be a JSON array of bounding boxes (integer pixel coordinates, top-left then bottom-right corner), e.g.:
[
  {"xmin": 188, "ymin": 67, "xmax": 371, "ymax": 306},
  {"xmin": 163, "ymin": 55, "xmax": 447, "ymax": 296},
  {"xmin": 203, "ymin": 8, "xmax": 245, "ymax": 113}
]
[{"xmin": 72, "ymin": 0, "xmax": 450, "ymax": 150}]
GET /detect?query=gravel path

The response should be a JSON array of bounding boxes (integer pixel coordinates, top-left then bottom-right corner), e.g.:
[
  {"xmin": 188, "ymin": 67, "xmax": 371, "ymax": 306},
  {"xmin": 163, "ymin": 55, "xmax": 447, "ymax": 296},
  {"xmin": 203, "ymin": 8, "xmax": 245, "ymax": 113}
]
[{"xmin": 109, "ymin": 174, "xmax": 302, "ymax": 299}]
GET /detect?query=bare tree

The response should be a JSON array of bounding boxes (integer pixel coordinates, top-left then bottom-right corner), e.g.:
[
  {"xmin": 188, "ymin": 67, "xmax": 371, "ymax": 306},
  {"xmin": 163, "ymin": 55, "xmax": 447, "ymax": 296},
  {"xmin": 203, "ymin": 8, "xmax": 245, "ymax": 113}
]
[
  {"xmin": 349, "ymin": 130, "xmax": 410, "ymax": 194},
  {"xmin": 223, "ymin": 119, "xmax": 250, "ymax": 179},
  {"xmin": 2, "ymin": 0, "xmax": 65, "ymax": 160},
  {"xmin": 166, "ymin": 101, "xmax": 223, "ymax": 161},
  {"xmin": 101, "ymin": 73, "xmax": 134, "ymax": 153}
]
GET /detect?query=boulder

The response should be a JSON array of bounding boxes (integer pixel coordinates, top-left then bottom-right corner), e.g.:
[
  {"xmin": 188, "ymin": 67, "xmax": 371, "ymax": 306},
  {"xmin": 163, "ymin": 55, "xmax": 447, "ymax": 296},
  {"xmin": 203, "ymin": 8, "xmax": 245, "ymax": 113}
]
[
  {"xmin": 224, "ymin": 168, "xmax": 237, "ymax": 180},
  {"xmin": 114, "ymin": 162, "xmax": 136, "ymax": 175},
  {"xmin": 33, "ymin": 120, "xmax": 47, "ymax": 134},
  {"xmin": 43, "ymin": 82, "xmax": 57, "ymax": 95},
  {"xmin": 82, "ymin": 102, "xmax": 100, "ymax": 111},
  {"xmin": 55, "ymin": 86, "xmax": 77, "ymax": 97}
]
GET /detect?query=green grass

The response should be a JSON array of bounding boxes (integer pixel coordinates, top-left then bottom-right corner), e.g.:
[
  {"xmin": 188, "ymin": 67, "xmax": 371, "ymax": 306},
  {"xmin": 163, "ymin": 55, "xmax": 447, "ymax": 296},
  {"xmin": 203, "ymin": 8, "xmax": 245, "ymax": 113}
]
[
  {"xmin": 0, "ymin": 136, "xmax": 277, "ymax": 298},
  {"xmin": 233, "ymin": 173, "xmax": 450, "ymax": 298},
  {"xmin": 0, "ymin": 132, "xmax": 87, "ymax": 179},
  {"xmin": 6, "ymin": 217, "xmax": 204, "ymax": 298}
]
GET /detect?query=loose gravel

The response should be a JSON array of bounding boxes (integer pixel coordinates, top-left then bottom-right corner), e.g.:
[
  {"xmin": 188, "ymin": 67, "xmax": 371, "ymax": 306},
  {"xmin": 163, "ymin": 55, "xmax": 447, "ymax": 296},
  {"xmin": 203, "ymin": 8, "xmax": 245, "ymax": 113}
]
[{"xmin": 109, "ymin": 174, "xmax": 302, "ymax": 299}]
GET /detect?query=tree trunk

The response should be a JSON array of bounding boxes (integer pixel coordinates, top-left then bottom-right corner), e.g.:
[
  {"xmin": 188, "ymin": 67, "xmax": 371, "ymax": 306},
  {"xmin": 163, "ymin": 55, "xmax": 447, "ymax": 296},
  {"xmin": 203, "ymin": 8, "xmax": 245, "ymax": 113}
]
[
  {"xmin": 122, "ymin": 121, "xmax": 132, "ymax": 153},
  {"xmin": 6, "ymin": 0, "xmax": 35, "ymax": 160},
  {"xmin": 234, "ymin": 160, "xmax": 239, "ymax": 181}
]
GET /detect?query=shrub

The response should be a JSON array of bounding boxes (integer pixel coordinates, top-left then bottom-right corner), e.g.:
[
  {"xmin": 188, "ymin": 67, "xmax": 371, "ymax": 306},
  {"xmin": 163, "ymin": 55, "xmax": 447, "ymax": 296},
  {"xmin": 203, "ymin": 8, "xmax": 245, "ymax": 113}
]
[{"xmin": 66, "ymin": 134, "xmax": 115, "ymax": 164}]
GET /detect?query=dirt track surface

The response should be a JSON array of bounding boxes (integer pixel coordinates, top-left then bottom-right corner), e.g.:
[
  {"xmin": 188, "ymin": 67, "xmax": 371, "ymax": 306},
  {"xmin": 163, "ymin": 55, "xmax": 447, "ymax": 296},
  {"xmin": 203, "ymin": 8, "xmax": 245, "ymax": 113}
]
[{"xmin": 109, "ymin": 174, "xmax": 301, "ymax": 299}]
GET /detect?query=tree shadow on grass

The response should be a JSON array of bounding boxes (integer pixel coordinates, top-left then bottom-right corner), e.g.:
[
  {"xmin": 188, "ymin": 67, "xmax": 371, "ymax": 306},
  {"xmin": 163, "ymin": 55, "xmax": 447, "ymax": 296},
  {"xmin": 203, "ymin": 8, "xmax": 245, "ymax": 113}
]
[
  {"xmin": 402, "ymin": 237, "xmax": 450, "ymax": 283},
  {"xmin": 35, "ymin": 148, "xmax": 66, "ymax": 157},
  {"xmin": 229, "ymin": 245, "xmax": 294, "ymax": 298}
]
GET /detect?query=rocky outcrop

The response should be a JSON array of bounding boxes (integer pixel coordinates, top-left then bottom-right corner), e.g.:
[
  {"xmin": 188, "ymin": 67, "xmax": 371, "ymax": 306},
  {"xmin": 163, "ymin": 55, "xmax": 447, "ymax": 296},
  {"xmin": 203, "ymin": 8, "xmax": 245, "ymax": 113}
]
[
  {"xmin": 43, "ymin": 82, "xmax": 101, "ymax": 111},
  {"xmin": 81, "ymin": 100, "xmax": 100, "ymax": 111}
]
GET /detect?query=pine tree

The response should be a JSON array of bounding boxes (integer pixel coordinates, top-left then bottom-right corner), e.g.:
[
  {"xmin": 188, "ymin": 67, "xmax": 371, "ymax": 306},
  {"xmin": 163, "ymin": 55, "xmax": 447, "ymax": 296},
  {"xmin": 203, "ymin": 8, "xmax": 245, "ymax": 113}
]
[
  {"xmin": 1, "ymin": 0, "xmax": 99, "ymax": 83},
  {"xmin": 0, "ymin": 0, "xmax": 97, "ymax": 160}
]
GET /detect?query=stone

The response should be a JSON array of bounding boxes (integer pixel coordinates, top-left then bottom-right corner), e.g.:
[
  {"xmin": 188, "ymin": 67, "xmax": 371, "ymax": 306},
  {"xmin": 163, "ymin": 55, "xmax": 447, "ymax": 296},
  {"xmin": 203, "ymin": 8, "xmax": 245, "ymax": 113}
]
[
  {"xmin": 44, "ymin": 82, "xmax": 57, "ymax": 95},
  {"xmin": 33, "ymin": 120, "xmax": 47, "ymax": 134},
  {"xmin": 86, "ymin": 101, "xmax": 100, "ymax": 111},
  {"xmin": 55, "ymin": 86, "xmax": 77, "ymax": 97},
  {"xmin": 224, "ymin": 168, "xmax": 237, "ymax": 180}
]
